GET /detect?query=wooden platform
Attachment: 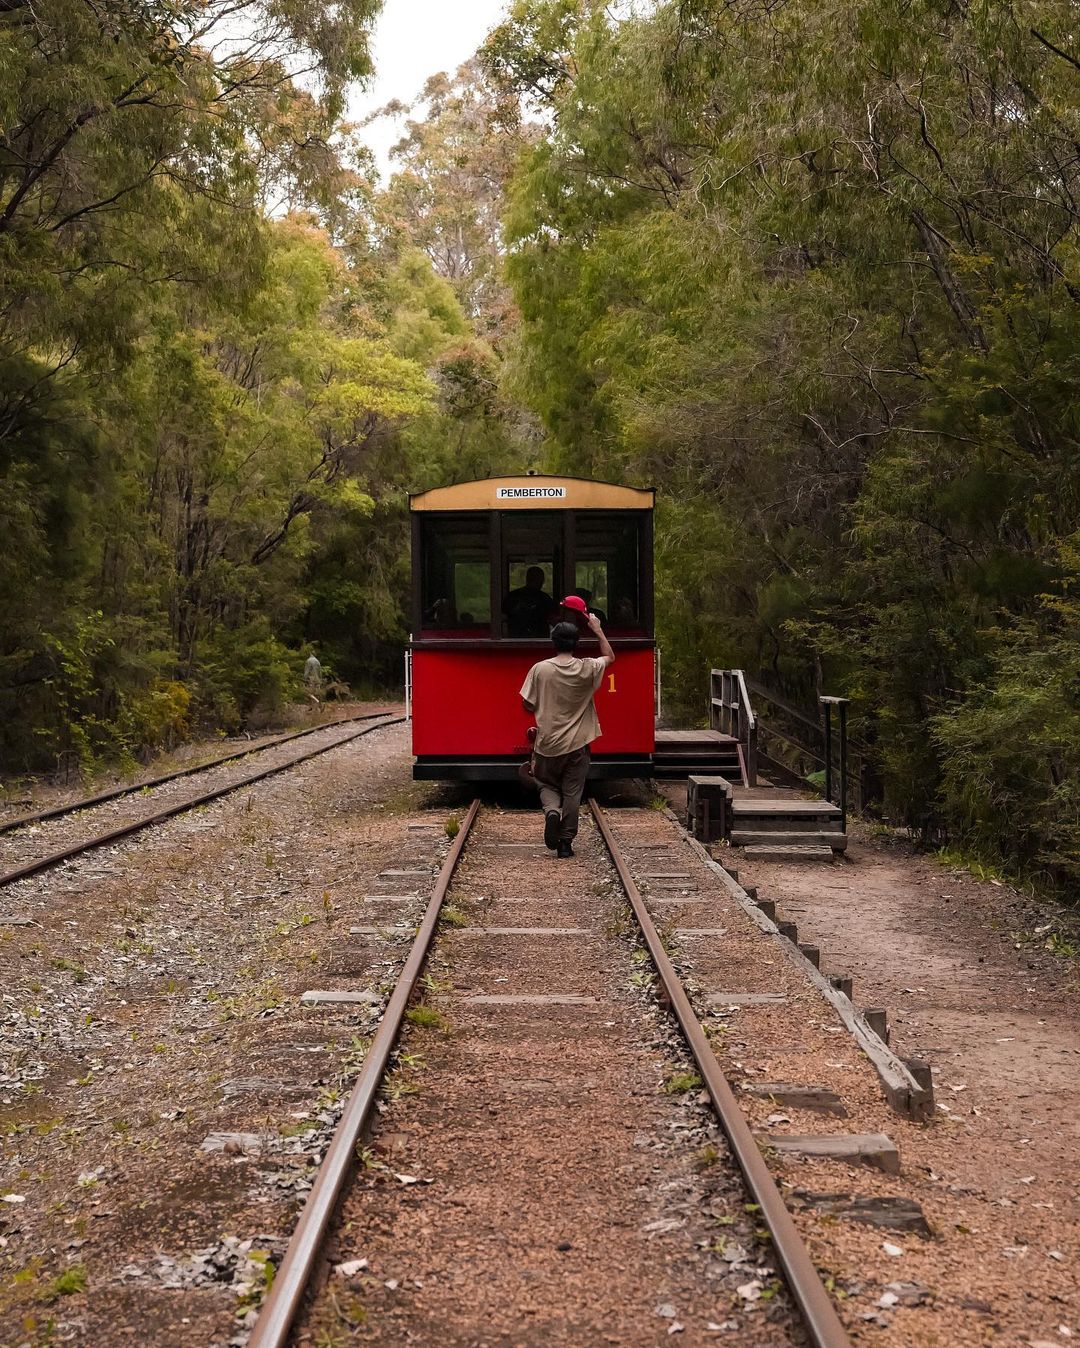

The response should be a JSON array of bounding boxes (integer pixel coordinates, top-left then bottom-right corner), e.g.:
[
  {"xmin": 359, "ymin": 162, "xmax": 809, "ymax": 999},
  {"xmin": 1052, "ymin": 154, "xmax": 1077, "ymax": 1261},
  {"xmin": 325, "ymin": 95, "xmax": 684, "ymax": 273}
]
[
  {"xmin": 731, "ymin": 797, "xmax": 842, "ymax": 815},
  {"xmin": 732, "ymin": 831, "xmax": 848, "ymax": 850},
  {"xmin": 741, "ymin": 844, "xmax": 837, "ymax": 862},
  {"xmin": 655, "ymin": 730, "xmax": 738, "ymax": 748}
]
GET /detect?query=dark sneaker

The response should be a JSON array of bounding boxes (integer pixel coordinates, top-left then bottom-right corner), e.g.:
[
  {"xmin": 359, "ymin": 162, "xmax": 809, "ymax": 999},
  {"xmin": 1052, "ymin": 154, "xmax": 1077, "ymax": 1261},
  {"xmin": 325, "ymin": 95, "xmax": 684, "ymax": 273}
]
[
  {"xmin": 544, "ymin": 810, "xmax": 561, "ymax": 850},
  {"xmin": 557, "ymin": 841, "xmax": 574, "ymax": 859}
]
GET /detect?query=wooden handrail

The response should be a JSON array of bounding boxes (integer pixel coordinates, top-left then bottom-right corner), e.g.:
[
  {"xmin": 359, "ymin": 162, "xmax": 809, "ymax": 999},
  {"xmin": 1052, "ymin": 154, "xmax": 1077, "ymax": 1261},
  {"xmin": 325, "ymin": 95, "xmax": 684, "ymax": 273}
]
[
  {"xmin": 710, "ymin": 669, "xmax": 758, "ymax": 786},
  {"xmin": 712, "ymin": 669, "xmax": 755, "ymax": 728},
  {"xmin": 742, "ymin": 674, "xmax": 820, "ymax": 735},
  {"xmin": 710, "ymin": 668, "xmax": 879, "ymax": 815},
  {"xmin": 758, "ymin": 721, "xmax": 826, "ymax": 767},
  {"xmin": 743, "ymin": 674, "xmax": 873, "ymax": 758}
]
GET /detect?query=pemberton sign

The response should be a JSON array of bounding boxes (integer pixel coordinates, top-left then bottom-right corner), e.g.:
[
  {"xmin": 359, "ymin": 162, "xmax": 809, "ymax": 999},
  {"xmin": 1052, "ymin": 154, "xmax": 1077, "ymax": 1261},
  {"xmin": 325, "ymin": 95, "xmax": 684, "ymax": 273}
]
[{"xmin": 496, "ymin": 486, "xmax": 567, "ymax": 500}]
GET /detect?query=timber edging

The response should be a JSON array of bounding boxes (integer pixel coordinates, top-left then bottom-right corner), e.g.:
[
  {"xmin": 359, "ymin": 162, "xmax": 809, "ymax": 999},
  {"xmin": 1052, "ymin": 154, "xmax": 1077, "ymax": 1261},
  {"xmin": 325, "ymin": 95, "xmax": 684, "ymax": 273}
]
[{"xmin": 662, "ymin": 804, "xmax": 935, "ymax": 1122}]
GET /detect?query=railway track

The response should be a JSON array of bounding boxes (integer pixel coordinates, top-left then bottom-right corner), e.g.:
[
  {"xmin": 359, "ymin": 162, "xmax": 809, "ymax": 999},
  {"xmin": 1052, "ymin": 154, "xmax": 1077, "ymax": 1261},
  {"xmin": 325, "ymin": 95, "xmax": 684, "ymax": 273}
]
[
  {"xmin": 0, "ymin": 712, "xmax": 404, "ymax": 891},
  {"xmin": 2, "ymin": 737, "xmax": 1069, "ymax": 1346},
  {"xmin": 0, "ymin": 711, "xmax": 395, "ymax": 837},
  {"xmin": 249, "ymin": 798, "xmax": 853, "ymax": 1348}
]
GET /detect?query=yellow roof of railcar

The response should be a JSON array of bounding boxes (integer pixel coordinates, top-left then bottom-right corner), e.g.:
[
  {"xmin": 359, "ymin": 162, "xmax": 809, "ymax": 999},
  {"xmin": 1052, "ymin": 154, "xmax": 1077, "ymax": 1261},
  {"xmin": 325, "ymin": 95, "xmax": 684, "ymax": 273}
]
[{"xmin": 410, "ymin": 475, "xmax": 654, "ymax": 512}]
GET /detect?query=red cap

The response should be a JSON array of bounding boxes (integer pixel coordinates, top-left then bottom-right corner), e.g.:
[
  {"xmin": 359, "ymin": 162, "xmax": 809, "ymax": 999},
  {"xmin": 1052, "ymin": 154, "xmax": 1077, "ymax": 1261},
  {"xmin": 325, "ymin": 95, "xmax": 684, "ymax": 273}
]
[{"xmin": 561, "ymin": 595, "xmax": 588, "ymax": 613}]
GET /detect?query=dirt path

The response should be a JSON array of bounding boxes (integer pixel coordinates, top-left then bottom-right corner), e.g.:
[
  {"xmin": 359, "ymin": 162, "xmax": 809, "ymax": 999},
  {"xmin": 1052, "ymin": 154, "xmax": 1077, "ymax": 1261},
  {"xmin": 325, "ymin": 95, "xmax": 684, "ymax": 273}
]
[
  {"xmin": 297, "ymin": 806, "xmax": 804, "ymax": 1348},
  {"xmin": 674, "ymin": 798, "xmax": 1080, "ymax": 1347}
]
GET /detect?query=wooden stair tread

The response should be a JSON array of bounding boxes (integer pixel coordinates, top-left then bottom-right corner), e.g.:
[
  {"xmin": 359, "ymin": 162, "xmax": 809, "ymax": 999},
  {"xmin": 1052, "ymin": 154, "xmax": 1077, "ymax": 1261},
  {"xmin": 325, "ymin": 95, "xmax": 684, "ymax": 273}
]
[
  {"xmin": 654, "ymin": 755, "xmax": 740, "ymax": 764},
  {"xmin": 732, "ymin": 830, "xmax": 847, "ymax": 850},
  {"xmin": 741, "ymin": 844, "xmax": 837, "ymax": 860},
  {"xmin": 732, "ymin": 799, "xmax": 841, "ymax": 815},
  {"xmin": 655, "ymin": 729, "xmax": 738, "ymax": 746}
]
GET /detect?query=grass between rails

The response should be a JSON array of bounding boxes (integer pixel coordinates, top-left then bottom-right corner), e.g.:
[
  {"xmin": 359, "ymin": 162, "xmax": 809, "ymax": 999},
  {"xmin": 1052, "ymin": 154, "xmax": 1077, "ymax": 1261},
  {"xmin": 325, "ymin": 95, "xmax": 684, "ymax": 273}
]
[
  {"xmin": 0, "ymin": 1259, "xmax": 88, "ymax": 1344},
  {"xmin": 405, "ymin": 1005, "xmax": 447, "ymax": 1031}
]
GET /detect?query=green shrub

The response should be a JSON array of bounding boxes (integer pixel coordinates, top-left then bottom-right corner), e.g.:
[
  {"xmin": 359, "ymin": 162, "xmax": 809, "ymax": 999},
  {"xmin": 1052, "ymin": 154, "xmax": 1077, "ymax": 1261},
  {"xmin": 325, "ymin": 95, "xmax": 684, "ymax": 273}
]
[
  {"xmin": 195, "ymin": 620, "xmax": 300, "ymax": 730},
  {"xmin": 934, "ymin": 539, "xmax": 1080, "ymax": 891}
]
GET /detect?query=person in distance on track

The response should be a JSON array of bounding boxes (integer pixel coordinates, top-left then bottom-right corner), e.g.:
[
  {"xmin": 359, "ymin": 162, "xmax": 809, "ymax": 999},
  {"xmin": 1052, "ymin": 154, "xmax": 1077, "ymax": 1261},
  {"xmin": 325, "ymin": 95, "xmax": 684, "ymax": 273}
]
[
  {"xmin": 519, "ymin": 600, "xmax": 615, "ymax": 858},
  {"xmin": 303, "ymin": 649, "xmax": 323, "ymax": 703}
]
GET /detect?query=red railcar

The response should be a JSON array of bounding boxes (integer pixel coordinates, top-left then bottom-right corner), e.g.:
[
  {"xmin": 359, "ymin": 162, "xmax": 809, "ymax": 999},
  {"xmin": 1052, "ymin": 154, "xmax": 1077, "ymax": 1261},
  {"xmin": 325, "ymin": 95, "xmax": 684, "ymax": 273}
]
[{"xmin": 409, "ymin": 475, "xmax": 655, "ymax": 780}]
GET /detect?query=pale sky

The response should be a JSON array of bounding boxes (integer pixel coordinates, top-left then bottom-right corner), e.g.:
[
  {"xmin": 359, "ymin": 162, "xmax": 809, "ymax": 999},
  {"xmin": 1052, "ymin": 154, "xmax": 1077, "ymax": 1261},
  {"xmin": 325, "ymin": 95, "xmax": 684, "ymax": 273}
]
[{"xmin": 350, "ymin": 0, "xmax": 512, "ymax": 179}]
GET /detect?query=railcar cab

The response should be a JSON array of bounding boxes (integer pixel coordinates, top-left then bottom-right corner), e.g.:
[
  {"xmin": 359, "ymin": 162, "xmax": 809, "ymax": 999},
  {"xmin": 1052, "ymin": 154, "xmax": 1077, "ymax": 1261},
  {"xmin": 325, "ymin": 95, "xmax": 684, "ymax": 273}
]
[{"xmin": 409, "ymin": 475, "xmax": 656, "ymax": 780}]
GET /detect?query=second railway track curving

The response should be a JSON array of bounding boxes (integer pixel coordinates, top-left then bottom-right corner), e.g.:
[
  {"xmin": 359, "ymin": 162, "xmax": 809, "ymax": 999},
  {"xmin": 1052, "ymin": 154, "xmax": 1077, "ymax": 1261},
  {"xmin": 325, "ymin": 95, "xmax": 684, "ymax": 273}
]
[{"xmin": 0, "ymin": 713, "xmax": 404, "ymax": 891}]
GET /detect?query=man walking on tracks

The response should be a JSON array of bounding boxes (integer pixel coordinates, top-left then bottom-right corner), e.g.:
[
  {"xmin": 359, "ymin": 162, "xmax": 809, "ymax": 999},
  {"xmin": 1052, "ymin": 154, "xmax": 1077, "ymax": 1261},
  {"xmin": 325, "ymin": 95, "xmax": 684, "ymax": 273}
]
[{"xmin": 520, "ymin": 603, "xmax": 615, "ymax": 858}]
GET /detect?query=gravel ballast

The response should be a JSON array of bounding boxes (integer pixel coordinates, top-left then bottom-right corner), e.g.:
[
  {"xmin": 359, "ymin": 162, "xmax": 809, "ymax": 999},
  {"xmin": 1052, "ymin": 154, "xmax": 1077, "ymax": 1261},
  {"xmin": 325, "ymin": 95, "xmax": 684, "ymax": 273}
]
[{"xmin": 296, "ymin": 804, "xmax": 806, "ymax": 1348}]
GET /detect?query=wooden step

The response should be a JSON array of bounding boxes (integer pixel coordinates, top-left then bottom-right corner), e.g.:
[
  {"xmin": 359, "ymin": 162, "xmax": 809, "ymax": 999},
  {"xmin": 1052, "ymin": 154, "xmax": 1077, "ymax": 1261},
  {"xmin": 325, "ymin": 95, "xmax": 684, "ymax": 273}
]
[
  {"xmin": 732, "ymin": 805, "xmax": 841, "ymax": 829},
  {"xmin": 741, "ymin": 844, "xmax": 837, "ymax": 862},
  {"xmin": 655, "ymin": 730, "xmax": 737, "ymax": 747},
  {"xmin": 732, "ymin": 798, "xmax": 841, "ymax": 817},
  {"xmin": 655, "ymin": 762, "xmax": 741, "ymax": 774},
  {"xmin": 729, "ymin": 816, "xmax": 843, "ymax": 833},
  {"xmin": 732, "ymin": 830, "xmax": 847, "ymax": 851},
  {"xmin": 656, "ymin": 745, "xmax": 739, "ymax": 754},
  {"xmin": 659, "ymin": 761, "xmax": 737, "ymax": 770},
  {"xmin": 655, "ymin": 765, "xmax": 742, "ymax": 779},
  {"xmin": 655, "ymin": 740, "xmax": 741, "ymax": 754},
  {"xmin": 655, "ymin": 766, "xmax": 742, "ymax": 781}
]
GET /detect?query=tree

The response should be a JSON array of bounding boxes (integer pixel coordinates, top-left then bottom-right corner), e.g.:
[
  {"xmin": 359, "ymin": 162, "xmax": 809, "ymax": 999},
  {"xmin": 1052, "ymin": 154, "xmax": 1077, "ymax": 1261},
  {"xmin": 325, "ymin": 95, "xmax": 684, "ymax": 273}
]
[
  {"xmin": 0, "ymin": 0, "xmax": 389, "ymax": 768},
  {"xmin": 369, "ymin": 59, "xmax": 535, "ymax": 339},
  {"xmin": 486, "ymin": 0, "xmax": 1080, "ymax": 875}
]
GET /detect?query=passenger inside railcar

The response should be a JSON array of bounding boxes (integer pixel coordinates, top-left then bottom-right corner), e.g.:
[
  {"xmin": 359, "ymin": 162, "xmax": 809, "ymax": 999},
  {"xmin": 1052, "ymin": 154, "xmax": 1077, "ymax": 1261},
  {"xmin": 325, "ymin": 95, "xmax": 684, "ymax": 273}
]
[
  {"xmin": 501, "ymin": 512, "xmax": 560, "ymax": 637},
  {"xmin": 423, "ymin": 597, "xmax": 454, "ymax": 626},
  {"xmin": 503, "ymin": 565, "xmax": 556, "ymax": 637}
]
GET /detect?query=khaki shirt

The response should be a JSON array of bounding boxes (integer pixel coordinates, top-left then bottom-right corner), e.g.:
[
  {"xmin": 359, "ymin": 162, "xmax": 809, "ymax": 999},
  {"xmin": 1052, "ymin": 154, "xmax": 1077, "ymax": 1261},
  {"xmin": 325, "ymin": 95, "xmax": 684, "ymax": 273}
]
[{"xmin": 520, "ymin": 656, "xmax": 607, "ymax": 757}]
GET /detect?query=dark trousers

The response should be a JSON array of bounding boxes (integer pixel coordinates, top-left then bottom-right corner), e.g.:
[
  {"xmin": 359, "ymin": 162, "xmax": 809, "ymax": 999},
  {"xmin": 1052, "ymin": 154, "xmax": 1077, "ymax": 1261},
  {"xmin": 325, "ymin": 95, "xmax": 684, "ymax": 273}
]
[{"xmin": 532, "ymin": 747, "xmax": 590, "ymax": 841}]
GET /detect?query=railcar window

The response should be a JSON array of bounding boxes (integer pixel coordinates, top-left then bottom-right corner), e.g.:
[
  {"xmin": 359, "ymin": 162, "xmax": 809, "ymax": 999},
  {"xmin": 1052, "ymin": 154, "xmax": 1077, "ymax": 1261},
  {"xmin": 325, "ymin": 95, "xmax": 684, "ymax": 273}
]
[
  {"xmin": 501, "ymin": 512, "xmax": 561, "ymax": 637},
  {"xmin": 574, "ymin": 515, "xmax": 642, "ymax": 631},
  {"xmin": 420, "ymin": 515, "xmax": 491, "ymax": 633}
]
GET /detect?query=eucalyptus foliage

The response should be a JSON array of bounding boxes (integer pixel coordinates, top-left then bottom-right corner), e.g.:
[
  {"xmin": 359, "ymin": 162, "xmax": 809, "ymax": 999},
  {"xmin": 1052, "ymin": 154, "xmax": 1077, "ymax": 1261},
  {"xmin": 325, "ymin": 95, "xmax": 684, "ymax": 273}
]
[
  {"xmin": 0, "ymin": 6, "xmax": 533, "ymax": 771},
  {"xmin": 487, "ymin": 0, "xmax": 1080, "ymax": 886}
]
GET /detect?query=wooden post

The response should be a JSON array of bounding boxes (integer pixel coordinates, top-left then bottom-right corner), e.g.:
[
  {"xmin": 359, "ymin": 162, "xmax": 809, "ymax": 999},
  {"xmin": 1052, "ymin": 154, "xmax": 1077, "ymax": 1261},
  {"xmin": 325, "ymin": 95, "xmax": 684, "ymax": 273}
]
[
  {"xmin": 820, "ymin": 695, "xmax": 851, "ymax": 827},
  {"xmin": 838, "ymin": 700, "xmax": 849, "ymax": 836},
  {"xmin": 747, "ymin": 713, "xmax": 758, "ymax": 787},
  {"xmin": 822, "ymin": 701, "xmax": 833, "ymax": 805}
]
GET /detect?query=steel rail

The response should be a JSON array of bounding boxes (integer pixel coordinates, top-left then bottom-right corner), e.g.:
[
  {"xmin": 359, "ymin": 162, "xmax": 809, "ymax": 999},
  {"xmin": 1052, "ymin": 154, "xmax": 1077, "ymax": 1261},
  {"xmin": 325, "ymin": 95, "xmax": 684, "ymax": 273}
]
[
  {"xmin": 589, "ymin": 801, "xmax": 854, "ymax": 1348},
  {"xmin": 0, "ymin": 712, "xmax": 395, "ymax": 838},
  {"xmin": 247, "ymin": 796, "xmax": 482, "ymax": 1348},
  {"xmin": 0, "ymin": 716, "xmax": 405, "ymax": 891}
]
